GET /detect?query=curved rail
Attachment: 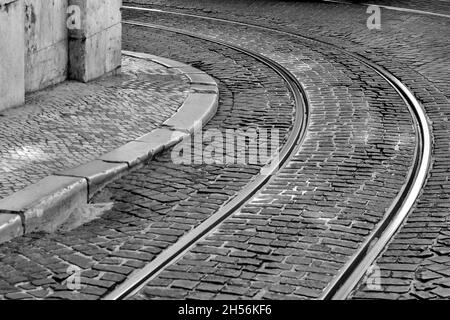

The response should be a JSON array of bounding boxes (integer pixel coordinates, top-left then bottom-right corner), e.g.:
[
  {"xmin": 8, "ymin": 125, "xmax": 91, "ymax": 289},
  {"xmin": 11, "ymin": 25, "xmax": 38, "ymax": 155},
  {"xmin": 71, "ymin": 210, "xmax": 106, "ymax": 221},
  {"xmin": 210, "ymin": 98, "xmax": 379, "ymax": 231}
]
[
  {"xmin": 115, "ymin": 6, "xmax": 432, "ymax": 300},
  {"xmin": 103, "ymin": 21, "xmax": 310, "ymax": 300}
]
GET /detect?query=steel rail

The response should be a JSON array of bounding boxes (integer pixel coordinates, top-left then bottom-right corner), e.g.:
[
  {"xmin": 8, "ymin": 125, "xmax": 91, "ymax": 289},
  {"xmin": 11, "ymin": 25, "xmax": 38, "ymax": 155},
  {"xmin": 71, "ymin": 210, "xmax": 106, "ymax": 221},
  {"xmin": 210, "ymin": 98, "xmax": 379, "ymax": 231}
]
[
  {"xmin": 103, "ymin": 20, "xmax": 309, "ymax": 300},
  {"xmin": 119, "ymin": 6, "xmax": 432, "ymax": 300}
]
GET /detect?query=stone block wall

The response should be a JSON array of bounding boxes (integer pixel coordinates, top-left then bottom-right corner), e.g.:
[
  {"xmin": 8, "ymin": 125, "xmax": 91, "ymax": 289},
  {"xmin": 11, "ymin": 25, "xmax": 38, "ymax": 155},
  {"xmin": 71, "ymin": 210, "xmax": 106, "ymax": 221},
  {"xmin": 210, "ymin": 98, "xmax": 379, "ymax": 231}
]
[
  {"xmin": 0, "ymin": 0, "xmax": 122, "ymax": 111},
  {"xmin": 69, "ymin": 0, "xmax": 122, "ymax": 82},
  {"xmin": 25, "ymin": 0, "xmax": 69, "ymax": 92},
  {"xmin": 0, "ymin": 0, "xmax": 25, "ymax": 111}
]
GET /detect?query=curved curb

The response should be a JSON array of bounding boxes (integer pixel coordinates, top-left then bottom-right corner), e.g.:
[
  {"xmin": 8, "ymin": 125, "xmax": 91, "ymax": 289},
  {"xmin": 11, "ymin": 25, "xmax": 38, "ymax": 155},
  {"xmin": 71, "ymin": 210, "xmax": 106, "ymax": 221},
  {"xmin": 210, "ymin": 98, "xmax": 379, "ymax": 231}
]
[{"xmin": 0, "ymin": 51, "xmax": 219, "ymax": 244}]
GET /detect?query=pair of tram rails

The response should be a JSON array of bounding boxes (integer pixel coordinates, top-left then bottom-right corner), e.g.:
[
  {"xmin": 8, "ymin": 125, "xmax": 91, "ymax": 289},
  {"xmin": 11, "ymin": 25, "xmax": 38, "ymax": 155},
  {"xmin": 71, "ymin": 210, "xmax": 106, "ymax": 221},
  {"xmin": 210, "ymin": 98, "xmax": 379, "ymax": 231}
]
[{"xmin": 103, "ymin": 5, "xmax": 432, "ymax": 300}]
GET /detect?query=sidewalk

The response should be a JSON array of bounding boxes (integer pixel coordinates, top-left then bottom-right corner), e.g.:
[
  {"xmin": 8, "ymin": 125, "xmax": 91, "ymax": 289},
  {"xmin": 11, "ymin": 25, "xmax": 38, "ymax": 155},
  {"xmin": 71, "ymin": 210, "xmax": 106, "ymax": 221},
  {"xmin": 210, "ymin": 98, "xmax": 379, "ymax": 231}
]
[{"xmin": 0, "ymin": 55, "xmax": 190, "ymax": 200}]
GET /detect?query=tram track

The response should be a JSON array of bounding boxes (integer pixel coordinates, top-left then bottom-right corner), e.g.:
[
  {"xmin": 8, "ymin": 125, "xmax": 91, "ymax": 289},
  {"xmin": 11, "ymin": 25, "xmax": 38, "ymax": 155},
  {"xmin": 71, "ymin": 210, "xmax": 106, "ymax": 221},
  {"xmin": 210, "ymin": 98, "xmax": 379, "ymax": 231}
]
[
  {"xmin": 103, "ymin": 20, "xmax": 309, "ymax": 300},
  {"xmin": 106, "ymin": 6, "xmax": 432, "ymax": 300}
]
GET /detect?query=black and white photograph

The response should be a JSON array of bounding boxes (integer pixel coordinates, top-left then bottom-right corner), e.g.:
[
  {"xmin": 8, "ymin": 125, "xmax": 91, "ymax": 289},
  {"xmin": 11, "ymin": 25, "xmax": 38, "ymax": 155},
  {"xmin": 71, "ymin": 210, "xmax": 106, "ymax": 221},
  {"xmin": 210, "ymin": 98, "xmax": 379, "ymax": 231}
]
[{"xmin": 0, "ymin": 0, "xmax": 449, "ymax": 309}]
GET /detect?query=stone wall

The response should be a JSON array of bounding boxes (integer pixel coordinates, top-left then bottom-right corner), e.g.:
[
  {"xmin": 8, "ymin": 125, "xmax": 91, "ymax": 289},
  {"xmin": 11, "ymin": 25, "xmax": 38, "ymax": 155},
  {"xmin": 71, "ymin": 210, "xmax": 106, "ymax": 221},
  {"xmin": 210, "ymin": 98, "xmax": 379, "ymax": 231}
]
[
  {"xmin": 0, "ymin": 0, "xmax": 25, "ymax": 111},
  {"xmin": 69, "ymin": 0, "xmax": 122, "ymax": 82},
  {"xmin": 25, "ymin": 0, "xmax": 69, "ymax": 92},
  {"xmin": 0, "ymin": 0, "xmax": 122, "ymax": 111}
]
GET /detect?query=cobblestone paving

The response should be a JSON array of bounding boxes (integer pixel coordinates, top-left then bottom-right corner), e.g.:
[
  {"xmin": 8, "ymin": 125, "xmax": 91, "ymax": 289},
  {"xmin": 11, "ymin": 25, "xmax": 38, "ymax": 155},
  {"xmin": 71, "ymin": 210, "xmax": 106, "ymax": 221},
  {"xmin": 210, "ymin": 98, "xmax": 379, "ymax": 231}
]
[
  {"xmin": 0, "ymin": 56, "xmax": 189, "ymax": 200},
  {"xmin": 121, "ymin": 8, "xmax": 419, "ymax": 300},
  {"xmin": 0, "ymin": 0, "xmax": 448, "ymax": 300},
  {"xmin": 124, "ymin": 0, "xmax": 450, "ymax": 300},
  {"xmin": 0, "ymin": 25, "xmax": 296, "ymax": 299}
]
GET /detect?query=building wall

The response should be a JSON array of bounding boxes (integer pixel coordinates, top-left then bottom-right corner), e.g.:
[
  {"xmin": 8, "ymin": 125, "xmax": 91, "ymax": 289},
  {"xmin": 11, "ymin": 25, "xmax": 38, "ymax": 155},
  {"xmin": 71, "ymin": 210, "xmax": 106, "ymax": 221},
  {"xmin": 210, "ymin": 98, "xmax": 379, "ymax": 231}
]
[
  {"xmin": 0, "ymin": 0, "xmax": 121, "ymax": 111},
  {"xmin": 69, "ymin": 0, "xmax": 122, "ymax": 82},
  {"xmin": 24, "ymin": 0, "xmax": 69, "ymax": 92},
  {"xmin": 0, "ymin": 0, "xmax": 25, "ymax": 111}
]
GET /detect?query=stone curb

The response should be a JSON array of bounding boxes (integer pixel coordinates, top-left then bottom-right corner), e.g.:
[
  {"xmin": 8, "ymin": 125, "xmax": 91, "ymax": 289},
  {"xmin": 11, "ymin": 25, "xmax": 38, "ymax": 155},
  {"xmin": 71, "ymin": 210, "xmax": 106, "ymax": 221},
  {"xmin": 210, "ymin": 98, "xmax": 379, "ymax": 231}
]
[{"xmin": 0, "ymin": 50, "xmax": 219, "ymax": 244}]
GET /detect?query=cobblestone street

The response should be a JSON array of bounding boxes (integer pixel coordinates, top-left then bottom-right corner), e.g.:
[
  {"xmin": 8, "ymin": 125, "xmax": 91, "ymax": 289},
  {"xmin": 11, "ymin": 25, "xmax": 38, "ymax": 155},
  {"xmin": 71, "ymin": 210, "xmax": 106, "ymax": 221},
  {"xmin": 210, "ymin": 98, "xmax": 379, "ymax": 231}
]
[{"xmin": 0, "ymin": 0, "xmax": 449, "ymax": 302}]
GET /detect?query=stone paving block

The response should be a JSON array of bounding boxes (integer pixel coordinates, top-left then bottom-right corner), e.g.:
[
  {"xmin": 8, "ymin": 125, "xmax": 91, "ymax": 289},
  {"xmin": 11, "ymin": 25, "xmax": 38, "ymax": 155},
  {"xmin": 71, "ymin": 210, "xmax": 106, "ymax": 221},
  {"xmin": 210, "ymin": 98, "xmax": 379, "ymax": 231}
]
[
  {"xmin": 185, "ymin": 73, "xmax": 217, "ymax": 86},
  {"xmin": 190, "ymin": 83, "xmax": 219, "ymax": 94},
  {"xmin": 121, "ymin": 50, "xmax": 158, "ymax": 61},
  {"xmin": 122, "ymin": 50, "xmax": 188, "ymax": 68},
  {"xmin": 0, "ymin": 175, "xmax": 87, "ymax": 235},
  {"xmin": 99, "ymin": 141, "xmax": 159, "ymax": 167},
  {"xmin": 0, "ymin": 214, "xmax": 23, "ymax": 244},
  {"xmin": 135, "ymin": 128, "xmax": 188, "ymax": 150},
  {"xmin": 146, "ymin": 56, "xmax": 187, "ymax": 69},
  {"xmin": 164, "ymin": 93, "xmax": 218, "ymax": 133},
  {"xmin": 174, "ymin": 66, "xmax": 206, "ymax": 74},
  {"xmin": 56, "ymin": 160, "xmax": 128, "ymax": 199}
]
